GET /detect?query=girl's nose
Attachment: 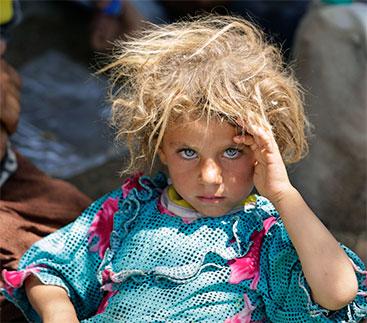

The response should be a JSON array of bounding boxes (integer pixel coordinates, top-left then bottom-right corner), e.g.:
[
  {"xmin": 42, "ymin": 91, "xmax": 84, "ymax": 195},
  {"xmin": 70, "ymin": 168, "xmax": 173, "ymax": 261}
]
[{"xmin": 200, "ymin": 159, "xmax": 223, "ymax": 185}]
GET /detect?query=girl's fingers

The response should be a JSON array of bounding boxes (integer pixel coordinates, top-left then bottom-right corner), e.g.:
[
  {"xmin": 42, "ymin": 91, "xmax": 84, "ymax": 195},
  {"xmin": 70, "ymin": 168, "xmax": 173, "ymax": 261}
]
[
  {"xmin": 235, "ymin": 117, "xmax": 279, "ymax": 156},
  {"xmin": 249, "ymin": 123, "xmax": 278, "ymax": 153},
  {"xmin": 233, "ymin": 134, "xmax": 254, "ymax": 146},
  {"xmin": 245, "ymin": 124, "xmax": 281, "ymax": 165},
  {"xmin": 235, "ymin": 117, "xmax": 246, "ymax": 129}
]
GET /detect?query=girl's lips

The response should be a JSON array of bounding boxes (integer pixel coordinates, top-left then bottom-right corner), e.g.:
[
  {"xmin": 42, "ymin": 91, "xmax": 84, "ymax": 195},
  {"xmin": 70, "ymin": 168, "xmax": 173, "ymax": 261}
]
[{"xmin": 197, "ymin": 196, "xmax": 225, "ymax": 203}]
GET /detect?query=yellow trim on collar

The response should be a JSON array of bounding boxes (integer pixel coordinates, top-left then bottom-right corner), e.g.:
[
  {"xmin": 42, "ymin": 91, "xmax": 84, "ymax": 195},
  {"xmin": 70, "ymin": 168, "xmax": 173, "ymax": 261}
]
[
  {"xmin": 167, "ymin": 185, "xmax": 256, "ymax": 208},
  {"xmin": 242, "ymin": 194, "xmax": 257, "ymax": 205},
  {"xmin": 167, "ymin": 185, "xmax": 193, "ymax": 208}
]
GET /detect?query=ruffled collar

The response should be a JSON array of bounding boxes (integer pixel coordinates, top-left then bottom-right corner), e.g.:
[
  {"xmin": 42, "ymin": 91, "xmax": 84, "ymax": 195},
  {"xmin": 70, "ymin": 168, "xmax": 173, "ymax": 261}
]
[{"xmin": 99, "ymin": 173, "xmax": 278, "ymax": 289}]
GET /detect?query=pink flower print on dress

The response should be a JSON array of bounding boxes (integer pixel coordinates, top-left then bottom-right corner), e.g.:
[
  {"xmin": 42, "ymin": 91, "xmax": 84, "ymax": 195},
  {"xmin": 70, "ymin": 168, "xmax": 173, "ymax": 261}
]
[
  {"xmin": 225, "ymin": 293, "xmax": 262, "ymax": 323},
  {"xmin": 88, "ymin": 197, "xmax": 119, "ymax": 258},
  {"xmin": 101, "ymin": 268, "xmax": 115, "ymax": 292},
  {"xmin": 96, "ymin": 290, "xmax": 119, "ymax": 314},
  {"xmin": 121, "ymin": 172, "xmax": 144, "ymax": 198},
  {"xmin": 228, "ymin": 217, "xmax": 276, "ymax": 289},
  {"xmin": 2, "ymin": 265, "xmax": 43, "ymax": 296}
]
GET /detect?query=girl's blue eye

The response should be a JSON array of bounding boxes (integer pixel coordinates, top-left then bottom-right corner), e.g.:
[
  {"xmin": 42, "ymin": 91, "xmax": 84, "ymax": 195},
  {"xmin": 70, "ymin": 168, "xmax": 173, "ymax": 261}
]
[
  {"xmin": 179, "ymin": 149, "xmax": 197, "ymax": 160},
  {"xmin": 223, "ymin": 148, "xmax": 241, "ymax": 159}
]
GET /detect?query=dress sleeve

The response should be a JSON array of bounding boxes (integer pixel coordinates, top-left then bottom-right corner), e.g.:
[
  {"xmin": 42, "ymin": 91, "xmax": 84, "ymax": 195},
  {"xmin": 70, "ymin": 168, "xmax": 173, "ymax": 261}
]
[
  {"xmin": 257, "ymin": 220, "xmax": 367, "ymax": 322},
  {"xmin": 1, "ymin": 189, "xmax": 122, "ymax": 323}
]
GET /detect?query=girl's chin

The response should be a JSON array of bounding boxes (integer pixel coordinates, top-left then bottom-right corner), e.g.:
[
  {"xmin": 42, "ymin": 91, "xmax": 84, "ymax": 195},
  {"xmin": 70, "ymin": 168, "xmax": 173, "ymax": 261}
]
[{"xmin": 193, "ymin": 206, "xmax": 231, "ymax": 218}]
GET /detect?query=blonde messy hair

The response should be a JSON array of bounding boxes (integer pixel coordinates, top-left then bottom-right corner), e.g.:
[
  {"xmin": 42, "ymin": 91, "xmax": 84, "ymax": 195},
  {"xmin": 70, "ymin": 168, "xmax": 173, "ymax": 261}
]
[{"xmin": 103, "ymin": 15, "xmax": 309, "ymax": 175}]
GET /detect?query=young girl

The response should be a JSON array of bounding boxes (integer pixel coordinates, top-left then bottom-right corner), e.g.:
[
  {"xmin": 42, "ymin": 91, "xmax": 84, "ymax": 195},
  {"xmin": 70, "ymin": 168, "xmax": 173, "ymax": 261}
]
[{"xmin": 1, "ymin": 15, "xmax": 366, "ymax": 323}]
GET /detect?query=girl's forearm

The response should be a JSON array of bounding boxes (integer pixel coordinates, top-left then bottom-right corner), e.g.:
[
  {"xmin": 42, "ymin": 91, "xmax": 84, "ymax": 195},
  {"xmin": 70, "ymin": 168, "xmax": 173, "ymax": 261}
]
[
  {"xmin": 25, "ymin": 275, "xmax": 79, "ymax": 323},
  {"xmin": 272, "ymin": 187, "xmax": 358, "ymax": 310}
]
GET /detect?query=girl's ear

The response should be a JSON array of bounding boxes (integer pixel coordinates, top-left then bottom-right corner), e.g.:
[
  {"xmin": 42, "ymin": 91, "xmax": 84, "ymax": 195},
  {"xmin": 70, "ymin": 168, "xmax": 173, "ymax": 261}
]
[{"xmin": 158, "ymin": 147, "xmax": 168, "ymax": 165}]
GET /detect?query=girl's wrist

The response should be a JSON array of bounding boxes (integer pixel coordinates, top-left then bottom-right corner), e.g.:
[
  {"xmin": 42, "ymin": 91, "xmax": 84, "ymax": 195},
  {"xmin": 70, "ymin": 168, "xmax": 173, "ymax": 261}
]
[{"xmin": 270, "ymin": 185, "xmax": 300, "ymax": 213}]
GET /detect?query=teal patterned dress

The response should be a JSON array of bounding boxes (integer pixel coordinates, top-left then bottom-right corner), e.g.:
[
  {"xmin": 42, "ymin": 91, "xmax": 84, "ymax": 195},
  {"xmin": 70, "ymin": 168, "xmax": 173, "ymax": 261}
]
[{"xmin": 1, "ymin": 173, "xmax": 367, "ymax": 322}]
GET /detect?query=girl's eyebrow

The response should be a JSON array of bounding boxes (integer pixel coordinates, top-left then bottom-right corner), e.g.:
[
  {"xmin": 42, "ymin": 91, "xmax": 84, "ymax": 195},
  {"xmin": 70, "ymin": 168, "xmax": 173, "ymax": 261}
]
[
  {"xmin": 168, "ymin": 141, "xmax": 191, "ymax": 147},
  {"xmin": 168, "ymin": 140, "xmax": 246, "ymax": 150},
  {"xmin": 168, "ymin": 140, "xmax": 204, "ymax": 150}
]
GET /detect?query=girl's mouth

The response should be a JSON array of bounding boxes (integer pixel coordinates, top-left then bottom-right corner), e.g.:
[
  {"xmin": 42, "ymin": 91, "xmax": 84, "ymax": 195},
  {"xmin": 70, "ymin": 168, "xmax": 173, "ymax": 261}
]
[{"xmin": 197, "ymin": 196, "xmax": 225, "ymax": 203}]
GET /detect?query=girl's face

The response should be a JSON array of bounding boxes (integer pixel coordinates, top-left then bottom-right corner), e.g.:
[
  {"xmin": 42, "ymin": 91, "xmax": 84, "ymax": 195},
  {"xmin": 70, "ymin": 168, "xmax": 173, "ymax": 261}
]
[{"xmin": 158, "ymin": 118, "xmax": 255, "ymax": 217}]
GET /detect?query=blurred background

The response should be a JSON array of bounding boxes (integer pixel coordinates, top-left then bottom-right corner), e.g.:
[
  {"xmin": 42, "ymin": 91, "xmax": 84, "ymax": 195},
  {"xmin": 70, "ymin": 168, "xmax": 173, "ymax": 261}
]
[{"xmin": 1, "ymin": 0, "xmax": 366, "ymax": 285}]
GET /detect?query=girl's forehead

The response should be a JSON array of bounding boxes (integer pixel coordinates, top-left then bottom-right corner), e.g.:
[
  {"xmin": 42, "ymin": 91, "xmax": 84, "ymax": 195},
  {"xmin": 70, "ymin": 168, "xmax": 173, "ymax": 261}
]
[
  {"xmin": 168, "ymin": 118, "xmax": 231, "ymax": 132},
  {"xmin": 167, "ymin": 117, "xmax": 243, "ymax": 135},
  {"xmin": 162, "ymin": 118, "xmax": 243, "ymax": 147}
]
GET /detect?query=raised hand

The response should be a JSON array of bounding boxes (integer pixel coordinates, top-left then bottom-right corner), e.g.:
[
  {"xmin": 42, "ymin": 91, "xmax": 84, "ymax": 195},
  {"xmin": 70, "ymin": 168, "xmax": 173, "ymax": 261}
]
[
  {"xmin": 234, "ymin": 118, "xmax": 358, "ymax": 310},
  {"xmin": 233, "ymin": 119, "xmax": 293, "ymax": 205}
]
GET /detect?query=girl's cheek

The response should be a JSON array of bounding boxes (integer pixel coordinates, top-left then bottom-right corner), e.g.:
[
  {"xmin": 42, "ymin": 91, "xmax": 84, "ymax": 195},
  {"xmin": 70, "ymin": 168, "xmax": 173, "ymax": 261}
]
[
  {"xmin": 222, "ymin": 158, "xmax": 254, "ymax": 175},
  {"xmin": 168, "ymin": 158, "xmax": 197, "ymax": 174}
]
